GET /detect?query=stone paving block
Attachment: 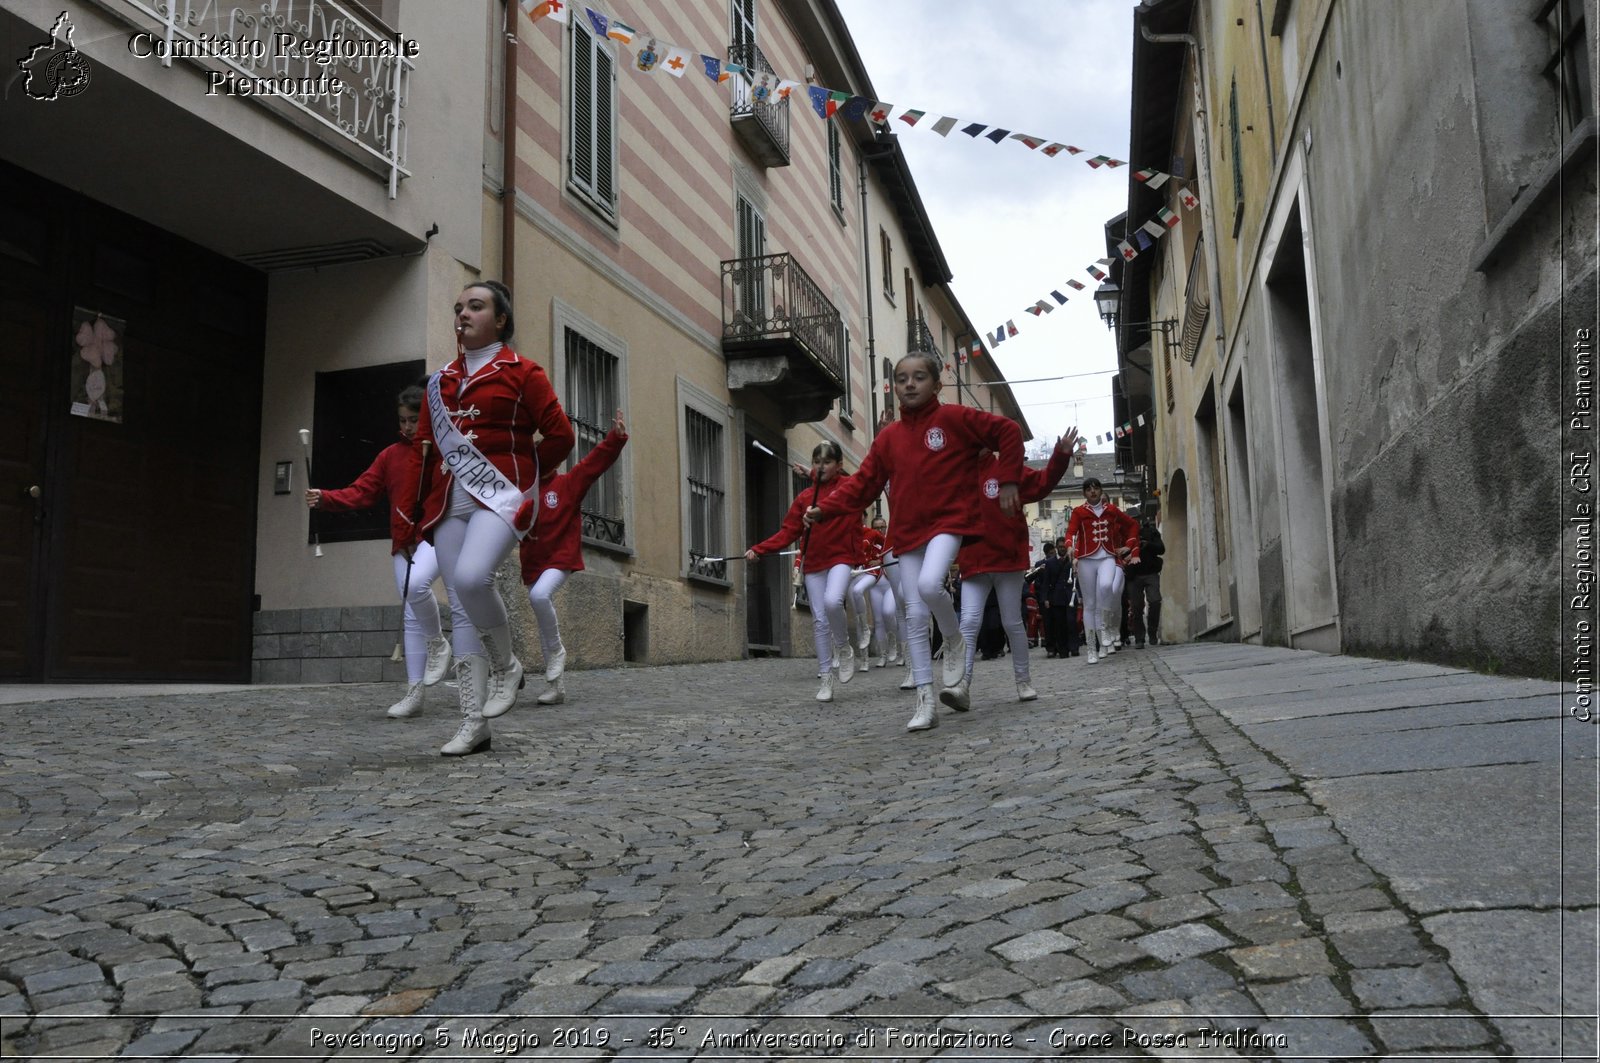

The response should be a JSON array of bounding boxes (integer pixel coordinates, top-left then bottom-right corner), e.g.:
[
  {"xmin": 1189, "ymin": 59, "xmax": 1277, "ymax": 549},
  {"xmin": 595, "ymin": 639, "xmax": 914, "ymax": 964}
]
[
  {"xmin": 1135, "ymin": 923, "xmax": 1234, "ymax": 964},
  {"xmin": 991, "ymin": 929, "xmax": 1080, "ymax": 962},
  {"xmin": 1227, "ymin": 938, "xmax": 1335, "ymax": 980},
  {"xmin": 1369, "ymin": 1010, "xmax": 1497, "ymax": 1051},
  {"xmin": 1329, "ymin": 925, "xmax": 1434, "ymax": 968},
  {"xmin": 1349, "ymin": 963, "xmax": 1462, "ymax": 1008},
  {"xmin": 1247, "ymin": 973, "xmax": 1350, "ymax": 1016}
]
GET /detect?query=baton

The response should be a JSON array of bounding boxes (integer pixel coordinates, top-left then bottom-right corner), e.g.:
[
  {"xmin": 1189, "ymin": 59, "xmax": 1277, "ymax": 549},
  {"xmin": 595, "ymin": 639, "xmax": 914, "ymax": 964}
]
[
  {"xmin": 701, "ymin": 549, "xmax": 799, "ymax": 563},
  {"xmin": 298, "ymin": 428, "xmax": 323, "ymax": 557},
  {"xmin": 400, "ymin": 439, "xmax": 433, "ymax": 601}
]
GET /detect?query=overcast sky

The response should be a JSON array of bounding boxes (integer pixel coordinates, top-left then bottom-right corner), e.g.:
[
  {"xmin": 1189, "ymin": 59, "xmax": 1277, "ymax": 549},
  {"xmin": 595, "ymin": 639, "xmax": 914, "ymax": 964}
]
[{"xmin": 833, "ymin": 0, "xmax": 1138, "ymax": 452}]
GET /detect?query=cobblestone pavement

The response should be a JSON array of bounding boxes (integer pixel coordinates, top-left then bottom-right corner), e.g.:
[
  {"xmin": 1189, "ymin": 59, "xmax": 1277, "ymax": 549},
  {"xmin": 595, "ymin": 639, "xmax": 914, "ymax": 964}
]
[{"xmin": 0, "ymin": 646, "xmax": 1587, "ymax": 1059}]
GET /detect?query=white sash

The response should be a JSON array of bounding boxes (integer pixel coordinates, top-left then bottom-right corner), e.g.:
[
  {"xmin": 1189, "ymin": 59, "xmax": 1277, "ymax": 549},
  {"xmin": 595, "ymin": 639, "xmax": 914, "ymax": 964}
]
[{"xmin": 427, "ymin": 370, "xmax": 539, "ymax": 539}]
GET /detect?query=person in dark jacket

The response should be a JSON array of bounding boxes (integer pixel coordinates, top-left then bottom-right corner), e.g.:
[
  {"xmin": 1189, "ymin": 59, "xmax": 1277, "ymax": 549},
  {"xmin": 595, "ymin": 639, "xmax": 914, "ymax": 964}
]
[
  {"xmin": 1039, "ymin": 540, "xmax": 1079, "ymax": 657},
  {"xmin": 1127, "ymin": 517, "xmax": 1166, "ymax": 647}
]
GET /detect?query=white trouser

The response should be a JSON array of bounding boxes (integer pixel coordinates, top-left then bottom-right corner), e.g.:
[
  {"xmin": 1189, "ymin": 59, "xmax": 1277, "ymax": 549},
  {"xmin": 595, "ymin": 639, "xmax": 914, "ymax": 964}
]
[
  {"xmin": 849, "ymin": 572, "xmax": 879, "ymax": 645},
  {"xmin": 526, "ymin": 568, "xmax": 571, "ymax": 662},
  {"xmin": 803, "ymin": 563, "xmax": 854, "ymax": 676},
  {"xmin": 882, "ymin": 551, "xmax": 909, "ymax": 653},
  {"xmin": 433, "ymin": 508, "xmax": 518, "ymax": 663},
  {"xmin": 958, "ymin": 570, "xmax": 1031, "ymax": 682},
  {"xmin": 896, "ymin": 534, "xmax": 962, "ymax": 688},
  {"xmin": 869, "ymin": 577, "xmax": 898, "ymax": 646},
  {"xmin": 1077, "ymin": 553, "xmax": 1125, "ymax": 634},
  {"xmin": 391, "ymin": 543, "xmax": 475, "ymax": 683}
]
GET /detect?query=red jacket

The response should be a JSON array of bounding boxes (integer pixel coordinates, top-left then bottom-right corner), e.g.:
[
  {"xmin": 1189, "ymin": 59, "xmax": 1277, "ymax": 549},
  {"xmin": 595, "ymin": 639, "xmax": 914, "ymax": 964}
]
[
  {"xmin": 958, "ymin": 445, "xmax": 1073, "ymax": 576},
  {"xmin": 1067, "ymin": 501, "xmax": 1141, "ymax": 566},
  {"xmin": 404, "ymin": 347, "xmax": 575, "ymax": 543},
  {"xmin": 752, "ymin": 473, "xmax": 860, "ymax": 573},
  {"xmin": 860, "ymin": 527, "xmax": 888, "ymax": 575},
  {"xmin": 518, "ymin": 428, "xmax": 628, "ymax": 580},
  {"xmin": 315, "ymin": 436, "xmax": 413, "ymax": 555},
  {"xmin": 815, "ymin": 399, "xmax": 1024, "ymax": 554}
]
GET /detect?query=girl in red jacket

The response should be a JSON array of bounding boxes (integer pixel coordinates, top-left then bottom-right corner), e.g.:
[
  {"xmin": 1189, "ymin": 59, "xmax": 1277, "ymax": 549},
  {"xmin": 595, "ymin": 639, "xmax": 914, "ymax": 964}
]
[
  {"xmin": 307, "ymin": 384, "xmax": 474, "ymax": 719},
  {"xmin": 945, "ymin": 430, "xmax": 1079, "ymax": 711},
  {"xmin": 407, "ymin": 281, "xmax": 576, "ymax": 756},
  {"xmin": 806, "ymin": 352, "xmax": 1024, "ymax": 732},
  {"xmin": 517, "ymin": 409, "xmax": 629, "ymax": 706},
  {"xmin": 848, "ymin": 516, "xmax": 886, "ymax": 671},
  {"xmin": 1066, "ymin": 476, "xmax": 1140, "ymax": 663},
  {"xmin": 746, "ymin": 441, "xmax": 861, "ymax": 704},
  {"xmin": 857, "ymin": 515, "xmax": 900, "ymax": 668}
]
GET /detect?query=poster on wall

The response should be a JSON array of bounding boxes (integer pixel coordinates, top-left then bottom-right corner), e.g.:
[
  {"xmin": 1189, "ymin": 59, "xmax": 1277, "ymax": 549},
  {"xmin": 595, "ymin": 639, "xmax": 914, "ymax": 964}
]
[{"xmin": 70, "ymin": 308, "xmax": 124, "ymax": 423}]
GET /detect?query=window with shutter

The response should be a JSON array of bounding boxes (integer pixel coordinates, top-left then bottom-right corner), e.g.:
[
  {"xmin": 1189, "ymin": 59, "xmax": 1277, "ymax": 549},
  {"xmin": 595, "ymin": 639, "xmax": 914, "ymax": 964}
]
[{"xmin": 568, "ymin": 18, "xmax": 618, "ymax": 219}]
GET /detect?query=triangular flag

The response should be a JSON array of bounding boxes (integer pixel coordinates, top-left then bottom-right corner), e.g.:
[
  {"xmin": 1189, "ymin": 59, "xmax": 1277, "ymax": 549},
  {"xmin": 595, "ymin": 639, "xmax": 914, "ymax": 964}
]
[
  {"xmin": 633, "ymin": 38, "xmax": 662, "ymax": 73},
  {"xmin": 1006, "ymin": 320, "xmax": 1018, "ymax": 337},
  {"xmin": 958, "ymin": 347, "xmax": 968, "ymax": 365},
  {"xmin": 898, "ymin": 109, "xmax": 926, "ymax": 126},
  {"xmin": 1117, "ymin": 240, "xmax": 1138, "ymax": 260},
  {"xmin": 1179, "ymin": 189, "xmax": 1200, "ymax": 210},
  {"xmin": 969, "ymin": 339, "xmax": 984, "ymax": 358},
  {"xmin": 1066, "ymin": 279, "xmax": 1086, "ymax": 291},
  {"xmin": 1051, "ymin": 290, "xmax": 1068, "ymax": 305},
  {"xmin": 991, "ymin": 325, "xmax": 1007, "ymax": 345},
  {"xmin": 807, "ymin": 85, "xmax": 833, "ymax": 117},
  {"xmin": 749, "ymin": 71, "xmax": 777, "ymax": 101},
  {"xmin": 583, "ymin": 7, "xmax": 608, "ymax": 36},
  {"xmin": 1096, "ymin": 434, "xmax": 1105, "ymax": 445},
  {"xmin": 1158, "ymin": 206, "xmax": 1181, "ymax": 228},
  {"xmin": 867, "ymin": 102, "xmax": 893, "ymax": 125},
  {"xmin": 701, "ymin": 55, "xmax": 730, "ymax": 84},
  {"xmin": 1010, "ymin": 133, "xmax": 1046, "ymax": 149},
  {"xmin": 1134, "ymin": 168, "xmax": 1171, "ymax": 188},
  {"xmin": 607, "ymin": 18, "xmax": 637, "ymax": 43},
  {"xmin": 961, "ymin": 122, "xmax": 987, "ymax": 137},
  {"xmin": 829, "ymin": 90, "xmax": 850, "ymax": 115},
  {"xmin": 522, "ymin": 0, "xmax": 568, "ymax": 23},
  {"xmin": 1134, "ymin": 230, "xmax": 1153, "ymax": 251},
  {"xmin": 1063, "ymin": 145, "xmax": 1085, "ymax": 155},
  {"xmin": 931, "ymin": 116, "xmax": 958, "ymax": 136},
  {"xmin": 775, "ymin": 78, "xmax": 802, "ymax": 100},
  {"xmin": 1029, "ymin": 300, "xmax": 1054, "ymax": 315},
  {"xmin": 661, "ymin": 45, "xmax": 693, "ymax": 77},
  {"xmin": 1041, "ymin": 143, "xmax": 1070, "ymax": 157},
  {"xmin": 984, "ymin": 128, "xmax": 1012, "ymax": 143},
  {"xmin": 1136, "ymin": 414, "xmax": 1146, "ymax": 426},
  {"xmin": 1087, "ymin": 265, "xmax": 1108, "ymax": 282},
  {"xmin": 1140, "ymin": 219, "xmax": 1167, "ymax": 240},
  {"xmin": 1097, "ymin": 257, "xmax": 1116, "ymax": 267},
  {"xmin": 1087, "ymin": 155, "xmax": 1113, "ymax": 168}
]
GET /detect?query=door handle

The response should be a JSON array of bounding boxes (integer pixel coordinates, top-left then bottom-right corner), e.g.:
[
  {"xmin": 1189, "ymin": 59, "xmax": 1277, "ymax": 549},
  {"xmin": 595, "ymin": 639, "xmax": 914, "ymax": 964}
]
[{"xmin": 26, "ymin": 485, "xmax": 41, "ymax": 499}]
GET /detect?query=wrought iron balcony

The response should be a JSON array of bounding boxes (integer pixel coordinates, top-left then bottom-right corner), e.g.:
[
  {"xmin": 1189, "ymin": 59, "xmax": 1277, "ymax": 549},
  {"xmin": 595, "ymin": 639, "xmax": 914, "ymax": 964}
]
[
  {"xmin": 727, "ymin": 42, "xmax": 790, "ymax": 168},
  {"xmin": 721, "ymin": 252, "xmax": 844, "ymax": 426},
  {"xmin": 907, "ymin": 317, "xmax": 944, "ymax": 364}
]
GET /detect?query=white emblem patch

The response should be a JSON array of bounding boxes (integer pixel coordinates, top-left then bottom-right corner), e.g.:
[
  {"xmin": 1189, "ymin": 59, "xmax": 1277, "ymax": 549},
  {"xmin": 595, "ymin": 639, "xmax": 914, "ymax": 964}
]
[
  {"xmin": 925, "ymin": 427, "xmax": 947, "ymax": 451},
  {"xmin": 984, "ymin": 477, "xmax": 1000, "ymax": 499},
  {"xmin": 544, "ymin": 490, "xmax": 560, "ymax": 509}
]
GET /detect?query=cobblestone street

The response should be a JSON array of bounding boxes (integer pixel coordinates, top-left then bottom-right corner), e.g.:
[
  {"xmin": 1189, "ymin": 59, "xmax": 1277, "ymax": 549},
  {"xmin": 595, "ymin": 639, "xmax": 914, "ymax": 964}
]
[{"xmin": 0, "ymin": 644, "xmax": 1593, "ymax": 1060}]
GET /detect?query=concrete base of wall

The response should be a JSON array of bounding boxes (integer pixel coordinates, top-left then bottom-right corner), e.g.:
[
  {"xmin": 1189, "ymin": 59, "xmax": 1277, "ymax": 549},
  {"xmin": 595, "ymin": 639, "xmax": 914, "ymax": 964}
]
[{"xmin": 252, "ymin": 605, "xmax": 430, "ymax": 685}]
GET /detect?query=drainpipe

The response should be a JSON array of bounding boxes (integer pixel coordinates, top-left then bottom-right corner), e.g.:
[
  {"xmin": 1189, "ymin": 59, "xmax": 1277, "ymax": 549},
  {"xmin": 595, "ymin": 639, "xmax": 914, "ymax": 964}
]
[
  {"xmin": 1140, "ymin": 13, "xmax": 1226, "ymax": 353},
  {"xmin": 860, "ymin": 147, "xmax": 895, "ymax": 435},
  {"xmin": 501, "ymin": 0, "xmax": 517, "ymax": 289}
]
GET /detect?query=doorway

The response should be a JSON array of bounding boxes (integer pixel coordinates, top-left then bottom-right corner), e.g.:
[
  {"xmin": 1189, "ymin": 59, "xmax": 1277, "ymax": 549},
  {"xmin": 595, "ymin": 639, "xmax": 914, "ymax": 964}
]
[{"xmin": 743, "ymin": 434, "xmax": 788, "ymax": 654}]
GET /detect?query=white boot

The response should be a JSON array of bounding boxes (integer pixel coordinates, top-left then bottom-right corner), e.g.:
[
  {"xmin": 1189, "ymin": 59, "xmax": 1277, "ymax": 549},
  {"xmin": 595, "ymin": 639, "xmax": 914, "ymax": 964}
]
[
  {"xmin": 899, "ymin": 661, "xmax": 916, "ymax": 690},
  {"xmin": 1085, "ymin": 629, "xmax": 1100, "ymax": 664},
  {"xmin": 478, "ymin": 627, "xmax": 524, "ymax": 719},
  {"xmin": 422, "ymin": 637, "xmax": 452, "ymax": 686},
  {"xmin": 815, "ymin": 672, "xmax": 836, "ymax": 702},
  {"xmin": 1102, "ymin": 627, "xmax": 1118, "ymax": 655},
  {"xmin": 939, "ymin": 676, "xmax": 971, "ymax": 712},
  {"xmin": 387, "ymin": 682, "xmax": 425, "ymax": 719},
  {"xmin": 857, "ymin": 642, "xmax": 871, "ymax": 673},
  {"xmin": 906, "ymin": 684, "xmax": 938, "ymax": 731},
  {"xmin": 876, "ymin": 634, "xmax": 890, "ymax": 668},
  {"xmin": 441, "ymin": 656, "xmax": 491, "ymax": 756},
  {"xmin": 836, "ymin": 642, "xmax": 856, "ymax": 684},
  {"xmin": 537, "ymin": 677, "xmax": 566, "ymax": 705},
  {"xmin": 1016, "ymin": 679, "xmax": 1038, "ymax": 702},
  {"xmin": 544, "ymin": 642, "xmax": 567, "ymax": 682},
  {"xmin": 940, "ymin": 630, "xmax": 966, "ymax": 688}
]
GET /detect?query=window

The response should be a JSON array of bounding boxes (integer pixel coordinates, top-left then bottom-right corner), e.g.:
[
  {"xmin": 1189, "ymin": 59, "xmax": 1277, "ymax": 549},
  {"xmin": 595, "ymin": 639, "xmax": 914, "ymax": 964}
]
[
  {"xmin": 880, "ymin": 229, "xmax": 894, "ymax": 302},
  {"xmin": 569, "ymin": 16, "xmax": 618, "ymax": 218},
  {"xmin": 685, "ymin": 409, "xmax": 726, "ymax": 579},
  {"xmin": 310, "ymin": 359, "xmax": 425, "ymax": 545},
  {"xmin": 735, "ymin": 194, "xmax": 767, "ymax": 325},
  {"xmin": 563, "ymin": 328, "xmax": 625, "ymax": 546},
  {"xmin": 1228, "ymin": 75, "xmax": 1244, "ymax": 237},
  {"xmin": 1541, "ymin": 0, "xmax": 1594, "ymax": 131},
  {"xmin": 828, "ymin": 121, "xmax": 844, "ymax": 213},
  {"xmin": 838, "ymin": 320, "xmax": 853, "ymax": 419}
]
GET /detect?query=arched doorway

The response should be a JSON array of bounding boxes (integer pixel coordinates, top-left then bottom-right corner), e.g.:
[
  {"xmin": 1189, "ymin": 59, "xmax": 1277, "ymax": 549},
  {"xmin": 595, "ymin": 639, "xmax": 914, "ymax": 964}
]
[{"xmin": 1164, "ymin": 470, "xmax": 1189, "ymax": 644}]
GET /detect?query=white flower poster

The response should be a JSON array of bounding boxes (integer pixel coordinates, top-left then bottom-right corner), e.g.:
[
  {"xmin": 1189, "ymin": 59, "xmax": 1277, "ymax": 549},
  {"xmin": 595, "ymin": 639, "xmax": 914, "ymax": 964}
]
[{"xmin": 70, "ymin": 308, "xmax": 124, "ymax": 423}]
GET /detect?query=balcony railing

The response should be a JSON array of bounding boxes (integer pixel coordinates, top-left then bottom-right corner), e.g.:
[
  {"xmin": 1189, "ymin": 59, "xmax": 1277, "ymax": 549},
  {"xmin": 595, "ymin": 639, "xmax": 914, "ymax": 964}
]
[
  {"xmin": 907, "ymin": 317, "xmax": 944, "ymax": 364},
  {"xmin": 727, "ymin": 41, "xmax": 790, "ymax": 167},
  {"xmin": 721, "ymin": 252, "xmax": 843, "ymax": 384},
  {"xmin": 91, "ymin": 0, "xmax": 412, "ymax": 196}
]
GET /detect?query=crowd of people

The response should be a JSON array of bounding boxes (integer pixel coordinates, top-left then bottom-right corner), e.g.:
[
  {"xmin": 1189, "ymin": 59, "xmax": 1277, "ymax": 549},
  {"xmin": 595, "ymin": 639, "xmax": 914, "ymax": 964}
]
[{"xmin": 308, "ymin": 281, "xmax": 1170, "ymax": 751}]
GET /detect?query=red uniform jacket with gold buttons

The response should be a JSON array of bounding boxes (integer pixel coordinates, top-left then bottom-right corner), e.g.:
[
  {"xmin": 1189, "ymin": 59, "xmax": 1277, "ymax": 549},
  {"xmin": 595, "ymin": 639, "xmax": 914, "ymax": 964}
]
[
  {"xmin": 1067, "ymin": 501, "xmax": 1141, "ymax": 566},
  {"xmin": 958, "ymin": 445, "xmax": 1073, "ymax": 576},
  {"xmin": 403, "ymin": 347, "xmax": 574, "ymax": 544}
]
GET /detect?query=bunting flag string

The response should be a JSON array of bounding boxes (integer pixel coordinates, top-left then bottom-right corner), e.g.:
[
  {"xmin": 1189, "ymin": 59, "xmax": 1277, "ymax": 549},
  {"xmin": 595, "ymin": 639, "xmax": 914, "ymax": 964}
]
[{"xmin": 521, "ymin": 4, "xmax": 1171, "ymax": 177}]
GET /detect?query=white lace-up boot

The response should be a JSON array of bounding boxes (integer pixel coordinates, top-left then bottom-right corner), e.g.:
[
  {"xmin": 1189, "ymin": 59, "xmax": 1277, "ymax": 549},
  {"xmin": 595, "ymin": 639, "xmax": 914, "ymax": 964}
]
[
  {"xmin": 537, "ymin": 677, "xmax": 566, "ymax": 705},
  {"xmin": 423, "ymin": 637, "xmax": 452, "ymax": 686},
  {"xmin": 899, "ymin": 660, "xmax": 916, "ymax": 690},
  {"xmin": 1102, "ymin": 626, "xmax": 1118, "ymax": 655},
  {"xmin": 544, "ymin": 642, "xmax": 567, "ymax": 682},
  {"xmin": 940, "ymin": 631, "xmax": 966, "ymax": 689},
  {"xmin": 816, "ymin": 672, "xmax": 835, "ymax": 702},
  {"xmin": 440, "ymin": 656, "xmax": 491, "ymax": 756},
  {"xmin": 1084, "ymin": 629, "xmax": 1100, "ymax": 664},
  {"xmin": 387, "ymin": 682, "xmax": 425, "ymax": 719},
  {"xmin": 478, "ymin": 627, "xmax": 524, "ymax": 719},
  {"xmin": 1016, "ymin": 679, "xmax": 1039, "ymax": 702},
  {"xmin": 836, "ymin": 641, "xmax": 856, "ymax": 684},
  {"xmin": 939, "ymin": 676, "xmax": 971, "ymax": 712},
  {"xmin": 906, "ymin": 684, "xmax": 938, "ymax": 731}
]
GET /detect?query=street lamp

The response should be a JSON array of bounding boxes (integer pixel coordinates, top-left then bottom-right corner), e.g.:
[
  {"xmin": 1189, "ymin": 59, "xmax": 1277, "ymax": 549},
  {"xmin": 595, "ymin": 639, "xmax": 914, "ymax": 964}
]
[{"xmin": 1093, "ymin": 282, "xmax": 1120, "ymax": 329}]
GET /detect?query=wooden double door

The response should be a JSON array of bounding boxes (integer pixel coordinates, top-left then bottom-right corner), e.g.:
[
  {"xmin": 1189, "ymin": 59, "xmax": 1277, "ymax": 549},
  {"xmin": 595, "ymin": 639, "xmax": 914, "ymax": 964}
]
[{"xmin": 0, "ymin": 162, "xmax": 266, "ymax": 681}]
